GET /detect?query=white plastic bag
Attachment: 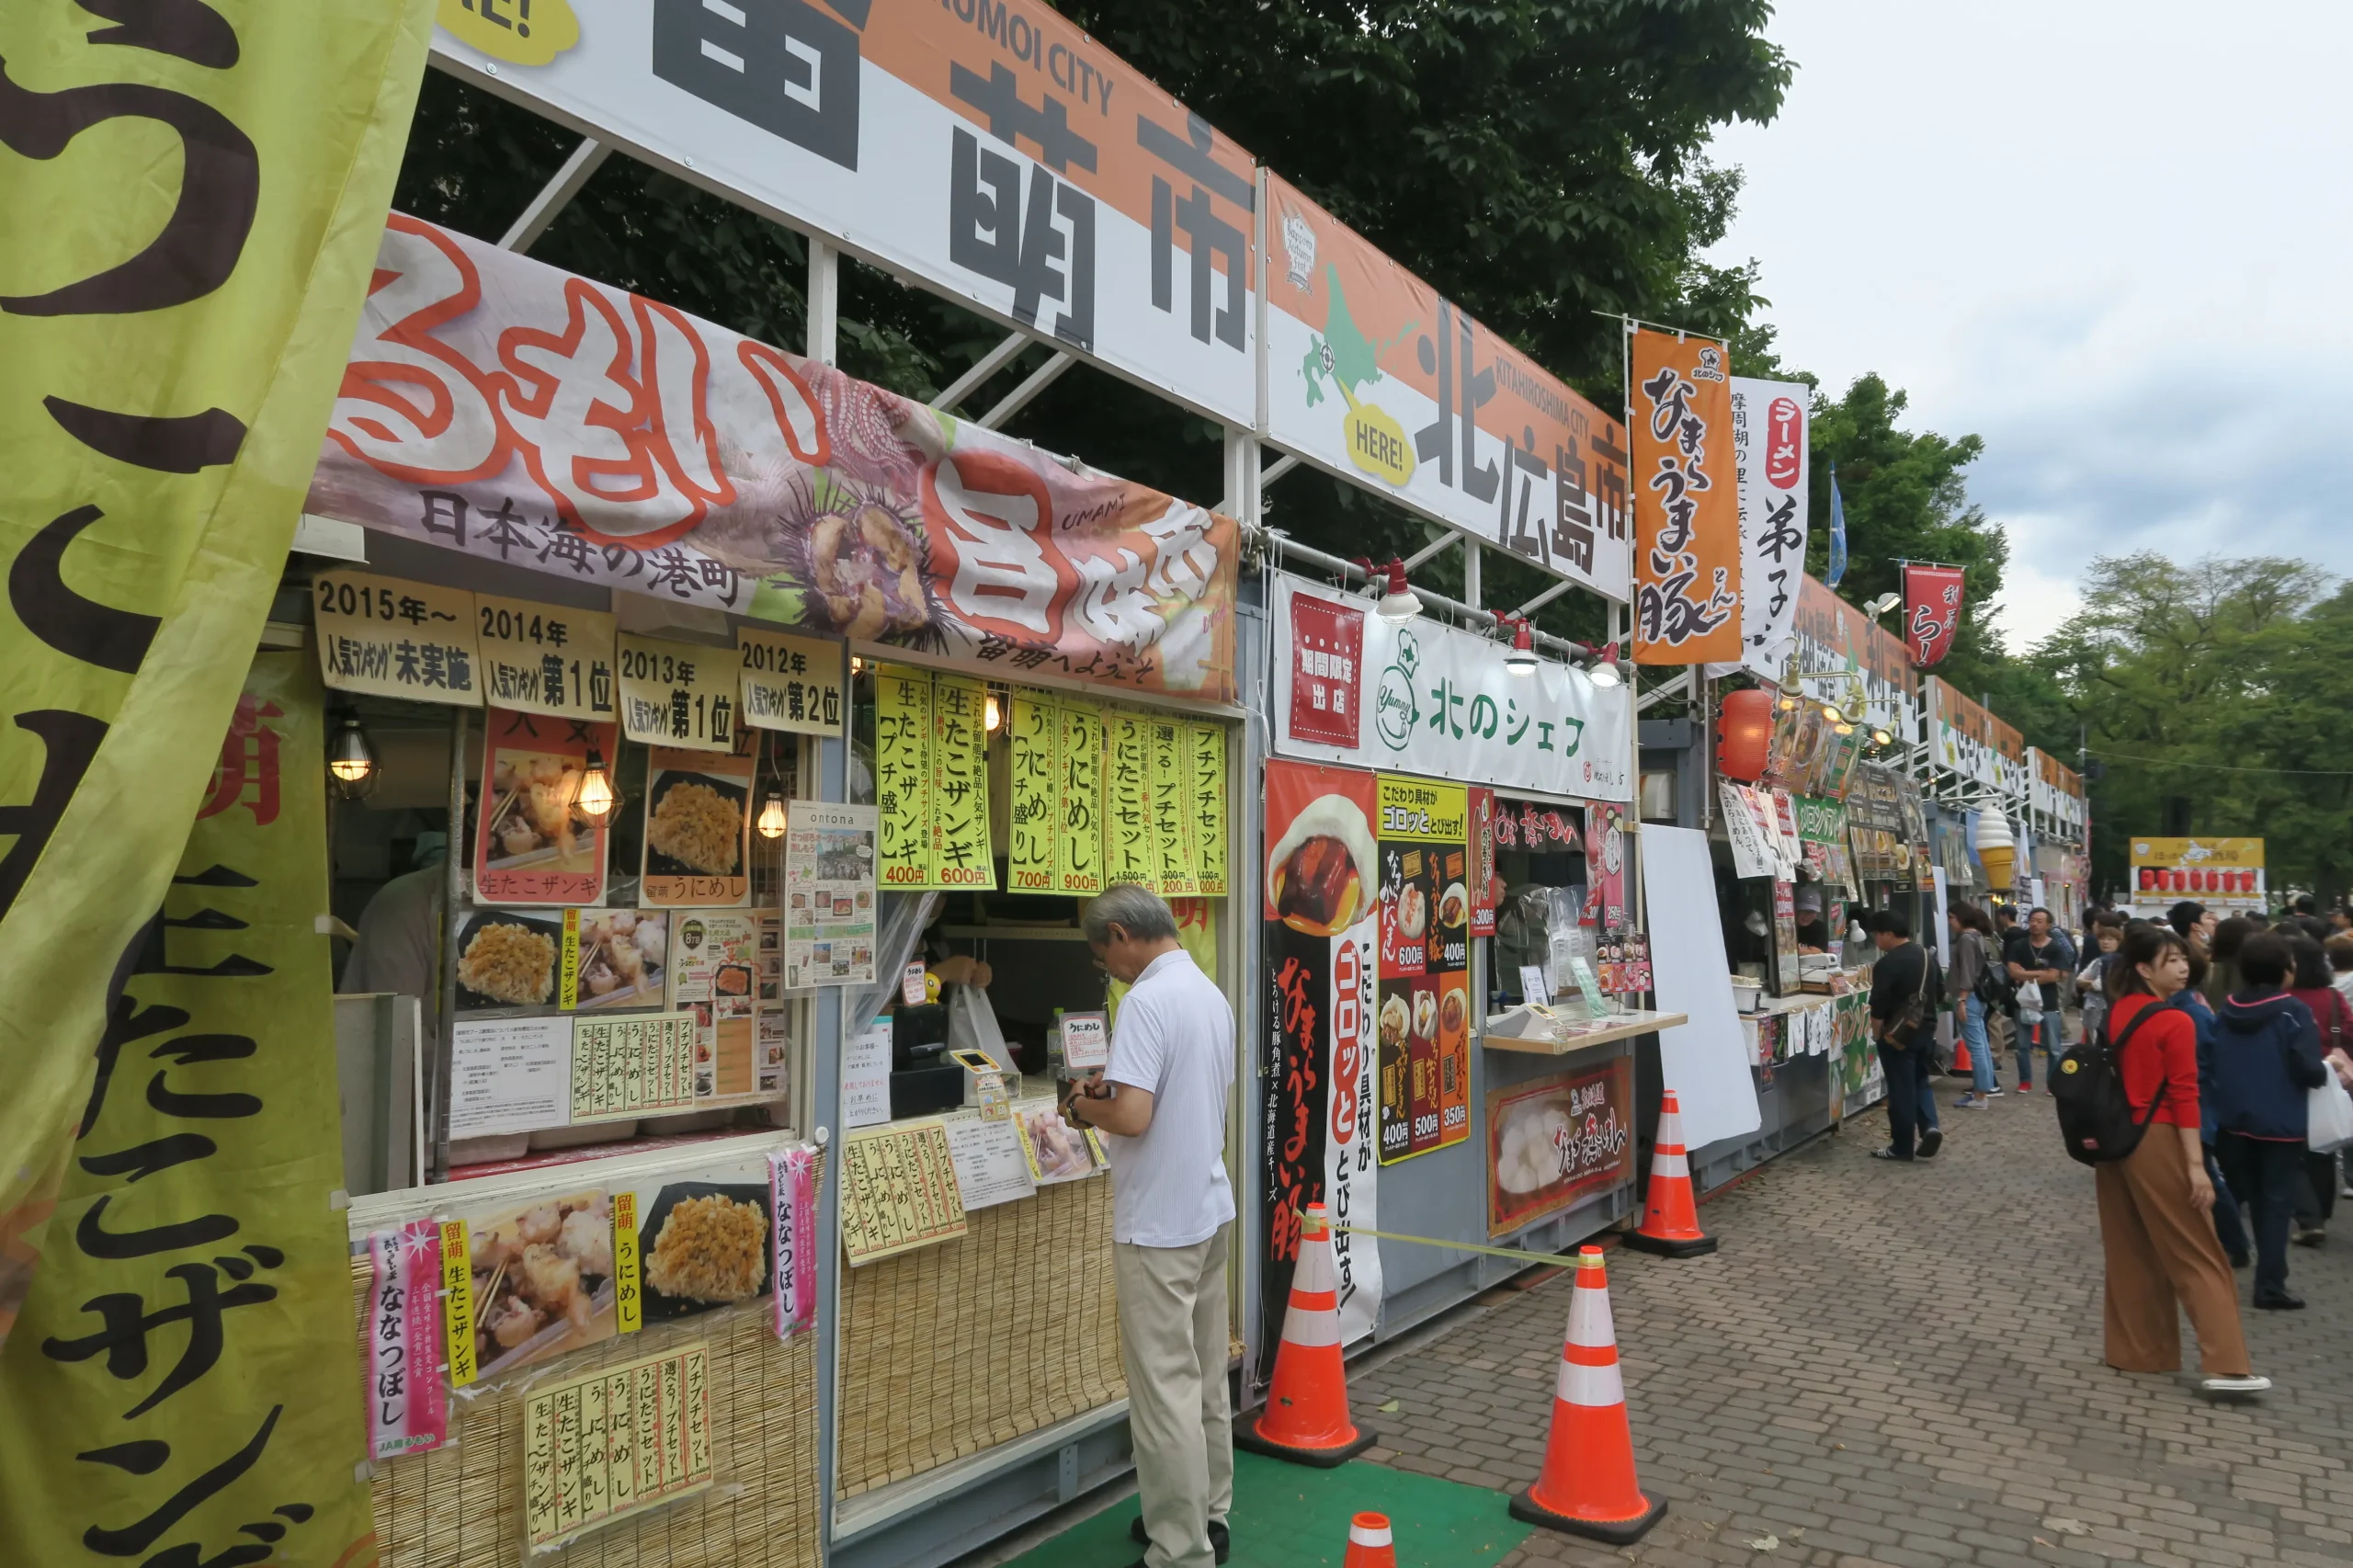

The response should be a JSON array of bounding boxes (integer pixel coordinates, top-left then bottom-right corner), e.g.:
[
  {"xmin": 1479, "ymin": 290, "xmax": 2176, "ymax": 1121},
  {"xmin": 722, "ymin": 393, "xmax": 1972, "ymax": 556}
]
[{"xmin": 2309, "ymin": 1075, "xmax": 2353, "ymax": 1154}]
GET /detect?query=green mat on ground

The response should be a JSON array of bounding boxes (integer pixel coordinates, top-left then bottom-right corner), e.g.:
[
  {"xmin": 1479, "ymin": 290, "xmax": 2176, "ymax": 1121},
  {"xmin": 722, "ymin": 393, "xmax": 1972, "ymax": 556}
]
[{"xmin": 1000, "ymin": 1452, "xmax": 1531, "ymax": 1568}]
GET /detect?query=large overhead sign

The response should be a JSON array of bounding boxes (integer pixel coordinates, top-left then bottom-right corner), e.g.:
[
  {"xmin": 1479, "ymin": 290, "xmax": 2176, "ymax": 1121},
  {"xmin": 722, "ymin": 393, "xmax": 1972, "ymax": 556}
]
[
  {"xmin": 1926, "ymin": 678, "xmax": 2025, "ymax": 794},
  {"xmin": 1792, "ymin": 575, "xmax": 1917, "ymax": 738},
  {"xmin": 434, "ymin": 0, "xmax": 1259, "ymax": 425},
  {"xmin": 1259, "ymin": 176, "xmax": 1631, "ymax": 600}
]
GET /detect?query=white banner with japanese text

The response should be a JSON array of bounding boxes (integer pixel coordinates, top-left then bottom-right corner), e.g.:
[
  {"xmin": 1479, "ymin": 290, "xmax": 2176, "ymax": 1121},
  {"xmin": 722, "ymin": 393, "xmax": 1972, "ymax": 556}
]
[
  {"xmin": 1727, "ymin": 378, "xmax": 1810, "ymax": 679},
  {"xmin": 1267, "ymin": 576, "xmax": 1631, "ymax": 801}
]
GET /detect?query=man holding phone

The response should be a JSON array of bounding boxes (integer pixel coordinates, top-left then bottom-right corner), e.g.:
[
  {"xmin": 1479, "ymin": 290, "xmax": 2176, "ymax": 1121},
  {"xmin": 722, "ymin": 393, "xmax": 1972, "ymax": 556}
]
[{"xmin": 1066, "ymin": 885, "xmax": 1235, "ymax": 1568}]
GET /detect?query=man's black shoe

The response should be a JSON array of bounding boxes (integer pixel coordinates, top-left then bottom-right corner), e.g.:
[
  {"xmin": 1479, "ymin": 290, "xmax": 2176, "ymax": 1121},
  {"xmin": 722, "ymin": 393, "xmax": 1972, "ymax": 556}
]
[
  {"xmin": 1916, "ymin": 1129, "xmax": 1943, "ymax": 1158},
  {"xmin": 1131, "ymin": 1516, "xmax": 1230, "ymax": 1562},
  {"xmin": 2252, "ymin": 1290, "xmax": 2305, "ymax": 1311}
]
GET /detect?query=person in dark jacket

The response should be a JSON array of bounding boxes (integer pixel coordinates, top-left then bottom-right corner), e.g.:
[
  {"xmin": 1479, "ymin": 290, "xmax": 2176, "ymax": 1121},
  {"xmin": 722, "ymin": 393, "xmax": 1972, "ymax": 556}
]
[
  {"xmin": 2184, "ymin": 945, "xmax": 2251, "ymax": 1268},
  {"xmin": 2211, "ymin": 933, "xmax": 2330, "ymax": 1309},
  {"xmin": 2283, "ymin": 936, "xmax": 2351, "ymax": 1246},
  {"xmin": 1868, "ymin": 911, "xmax": 1943, "ymax": 1162}
]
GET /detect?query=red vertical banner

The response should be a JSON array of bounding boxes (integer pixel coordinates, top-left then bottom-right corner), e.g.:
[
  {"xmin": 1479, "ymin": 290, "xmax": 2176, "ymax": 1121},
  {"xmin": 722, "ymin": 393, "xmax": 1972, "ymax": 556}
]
[
  {"xmin": 1903, "ymin": 563, "xmax": 1966, "ymax": 667},
  {"xmin": 1631, "ymin": 329, "xmax": 1743, "ymax": 664}
]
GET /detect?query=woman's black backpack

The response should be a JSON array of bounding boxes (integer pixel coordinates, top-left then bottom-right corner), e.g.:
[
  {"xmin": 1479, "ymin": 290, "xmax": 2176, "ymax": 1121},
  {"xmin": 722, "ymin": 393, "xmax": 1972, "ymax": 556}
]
[{"xmin": 2052, "ymin": 994, "xmax": 2179, "ymax": 1165}]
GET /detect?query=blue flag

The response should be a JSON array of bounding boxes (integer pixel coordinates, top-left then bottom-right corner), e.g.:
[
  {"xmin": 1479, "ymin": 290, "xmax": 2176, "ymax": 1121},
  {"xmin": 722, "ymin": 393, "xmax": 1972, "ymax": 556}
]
[{"xmin": 1824, "ymin": 462, "xmax": 1847, "ymax": 587}]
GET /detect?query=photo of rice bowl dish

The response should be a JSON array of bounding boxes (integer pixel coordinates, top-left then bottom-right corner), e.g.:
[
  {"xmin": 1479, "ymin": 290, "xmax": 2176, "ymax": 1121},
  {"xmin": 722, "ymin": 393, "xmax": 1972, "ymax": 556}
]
[
  {"xmin": 638, "ymin": 1184, "xmax": 770, "ymax": 1315},
  {"xmin": 645, "ymin": 774, "xmax": 746, "ymax": 877},
  {"xmin": 1267, "ymin": 794, "xmax": 1377, "ymax": 937},
  {"xmin": 1438, "ymin": 881, "xmax": 1468, "ymax": 928},
  {"xmin": 456, "ymin": 914, "xmax": 560, "ymax": 1007}
]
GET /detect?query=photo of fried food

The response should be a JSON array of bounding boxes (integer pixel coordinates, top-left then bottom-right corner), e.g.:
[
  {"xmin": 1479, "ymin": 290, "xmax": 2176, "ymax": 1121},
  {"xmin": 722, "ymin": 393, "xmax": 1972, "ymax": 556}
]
[
  {"xmin": 466, "ymin": 1190, "xmax": 617, "ymax": 1376},
  {"xmin": 458, "ymin": 921, "xmax": 556, "ymax": 1006},
  {"xmin": 485, "ymin": 751, "xmax": 589, "ymax": 867},
  {"xmin": 1267, "ymin": 794, "xmax": 1377, "ymax": 937},
  {"xmin": 648, "ymin": 778, "xmax": 743, "ymax": 875},
  {"xmin": 643, "ymin": 1192, "xmax": 768, "ymax": 1302}
]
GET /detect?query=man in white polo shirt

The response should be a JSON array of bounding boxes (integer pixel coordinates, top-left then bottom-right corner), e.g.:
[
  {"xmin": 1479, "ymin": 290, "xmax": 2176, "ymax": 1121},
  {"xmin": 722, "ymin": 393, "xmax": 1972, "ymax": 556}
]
[{"xmin": 1066, "ymin": 884, "xmax": 1236, "ymax": 1568}]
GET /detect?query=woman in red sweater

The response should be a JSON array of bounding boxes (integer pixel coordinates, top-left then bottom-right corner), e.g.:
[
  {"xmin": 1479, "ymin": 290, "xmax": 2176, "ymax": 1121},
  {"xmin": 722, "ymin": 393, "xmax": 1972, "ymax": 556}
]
[{"xmin": 2098, "ymin": 926, "xmax": 2267, "ymax": 1393}]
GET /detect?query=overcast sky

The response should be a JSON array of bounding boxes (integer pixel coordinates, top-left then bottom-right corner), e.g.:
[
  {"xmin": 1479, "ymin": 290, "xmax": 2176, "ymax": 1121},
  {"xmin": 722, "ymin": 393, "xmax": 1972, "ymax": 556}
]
[{"xmin": 1703, "ymin": 0, "xmax": 2353, "ymax": 648}]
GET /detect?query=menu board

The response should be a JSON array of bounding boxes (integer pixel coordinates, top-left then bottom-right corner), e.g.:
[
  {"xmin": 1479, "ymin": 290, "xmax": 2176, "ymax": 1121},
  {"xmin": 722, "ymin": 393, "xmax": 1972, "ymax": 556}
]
[
  {"xmin": 1768, "ymin": 881, "xmax": 1802, "ymax": 998},
  {"xmin": 641, "ymin": 744, "xmax": 755, "ymax": 906},
  {"xmin": 838, "ymin": 1121, "xmax": 968, "ymax": 1266},
  {"xmin": 666, "ymin": 913, "xmax": 762, "ymax": 1098},
  {"xmin": 736, "ymin": 626, "xmax": 843, "ymax": 737},
  {"xmin": 313, "ymin": 569, "xmax": 480, "ymax": 705},
  {"xmin": 449, "ymin": 1016, "xmax": 573, "ymax": 1137},
  {"xmin": 521, "ymin": 1343, "xmax": 713, "ymax": 1554},
  {"xmin": 1188, "ymin": 722, "xmax": 1230, "ymax": 896},
  {"xmin": 841, "ymin": 1018, "xmax": 893, "ymax": 1131},
  {"xmin": 1149, "ymin": 719, "xmax": 1200, "ymax": 896},
  {"xmin": 874, "ymin": 665, "xmax": 934, "ymax": 887},
  {"xmin": 473, "ymin": 710, "xmax": 615, "ymax": 906},
  {"xmin": 476, "ymin": 595, "xmax": 616, "ymax": 719},
  {"xmin": 617, "ymin": 633, "xmax": 735, "ymax": 753},
  {"xmin": 1104, "ymin": 711, "xmax": 1157, "ymax": 889},
  {"xmin": 938, "ymin": 1109, "xmax": 1038, "ymax": 1211},
  {"xmin": 783, "ymin": 801, "xmax": 877, "ymax": 989},
  {"xmin": 568, "ymin": 1013, "xmax": 699, "ymax": 1121},
  {"xmin": 931, "ymin": 674, "xmax": 993, "ymax": 888},
  {"xmin": 1056, "ymin": 700, "xmax": 1106, "ymax": 895},
  {"xmin": 1374, "ymin": 776, "xmax": 1472, "ymax": 1164},
  {"xmin": 1006, "ymin": 692, "xmax": 1060, "ymax": 892}
]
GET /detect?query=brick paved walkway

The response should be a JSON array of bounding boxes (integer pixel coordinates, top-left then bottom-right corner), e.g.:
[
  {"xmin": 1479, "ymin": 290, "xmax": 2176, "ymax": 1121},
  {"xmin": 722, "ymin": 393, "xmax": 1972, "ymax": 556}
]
[{"xmin": 1356, "ymin": 1080, "xmax": 2353, "ymax": 1568}]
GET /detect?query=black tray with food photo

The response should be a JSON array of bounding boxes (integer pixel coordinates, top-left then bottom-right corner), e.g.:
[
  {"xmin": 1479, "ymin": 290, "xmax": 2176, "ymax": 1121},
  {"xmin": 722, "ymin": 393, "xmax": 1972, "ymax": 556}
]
[
  {"xmin": 642, "ymin": 771, "xmax": 749, "ymax": 880},
  {"xmin": 634, "ymin": 1179, "xmax": 773, "ymax": 1320},
  {"xmin": 454, "ymin": 908, "xmax": 566, "ymax": 1011}
]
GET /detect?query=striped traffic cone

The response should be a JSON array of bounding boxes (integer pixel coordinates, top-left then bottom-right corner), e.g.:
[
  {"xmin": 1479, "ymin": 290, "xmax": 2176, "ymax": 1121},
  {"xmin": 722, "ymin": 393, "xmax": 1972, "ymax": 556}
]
[
  {"xmin": 1341, "ymin": 1511, "xmax": 1397, "ymax": 1567},
  {"xmin": 1236, "ymin": 1202, "xmax": 1375, "ymax": 1467},
  {"xmin": 1508, "ymin": 1246, "xmax": 1666, "ymax": 1544},
  {"xmin": 1623, "ymin": 1089, "xmax": 1717, "ymax": 1257}
]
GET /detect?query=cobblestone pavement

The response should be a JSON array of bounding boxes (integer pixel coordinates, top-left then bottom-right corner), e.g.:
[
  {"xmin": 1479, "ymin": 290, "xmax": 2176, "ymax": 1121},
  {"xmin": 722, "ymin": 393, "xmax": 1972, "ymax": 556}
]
[{"xmin": 1355, "ymin": 1078, "xmax": 2353, "ymax": 1568}]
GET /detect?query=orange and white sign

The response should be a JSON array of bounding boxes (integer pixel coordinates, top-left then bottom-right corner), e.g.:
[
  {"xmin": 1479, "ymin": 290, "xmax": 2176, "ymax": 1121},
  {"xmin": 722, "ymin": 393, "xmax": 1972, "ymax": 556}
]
[
  {"xmin": 1261, "ymin": 175, "xmax": 1631, "ymax": 600},
  {"xmin": 1630, "ymin": 330, "xmax": 1742, "ymax": 664},
  {"xmin": 2131, "ymin": 837, "xmax": 2265, "ymax": 906}
]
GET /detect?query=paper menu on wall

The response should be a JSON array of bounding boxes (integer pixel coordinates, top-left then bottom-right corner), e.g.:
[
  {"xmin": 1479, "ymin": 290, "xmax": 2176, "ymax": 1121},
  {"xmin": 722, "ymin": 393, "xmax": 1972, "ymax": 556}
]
[
  {"xmin": 938, "ymin": 1109, "xmax": 1038, "ymax": 1210},
  {"xmin": 842, "ymin": 1018, "xmax": 893, "ymax": 1130},
  {"xmin": 838, "ymin": 1121, "xmax": 967, "ymax": 1266},
  {"xmin": 784, "ymin": 801, "xmax": 879, "ymax": 988},
  {"xmin": 449, "ymin": 1017, "xmax": 573, "ymax": 1137},
  {"xmin": 520, "ymin": 1341, "xmax": 713, "ymax": 1554},
  {"xmin": 667, "ymin": 911, "xmax": 761, "ymax": 1098},
  {"xmin": 569, "ymin": 1013, "xmax": 698, "ymax": 1122}
]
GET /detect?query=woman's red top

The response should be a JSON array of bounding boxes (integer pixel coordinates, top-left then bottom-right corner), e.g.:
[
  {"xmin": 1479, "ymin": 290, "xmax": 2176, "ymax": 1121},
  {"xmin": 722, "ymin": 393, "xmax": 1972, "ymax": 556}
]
[{"xmin": 2109, "ymin": 993, "xmax": 2200, "ymax": 1130}]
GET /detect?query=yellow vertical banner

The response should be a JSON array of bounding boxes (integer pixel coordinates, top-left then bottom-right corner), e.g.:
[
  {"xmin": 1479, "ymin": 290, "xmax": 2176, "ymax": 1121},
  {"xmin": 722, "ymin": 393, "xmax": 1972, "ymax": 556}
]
[
  {"xmin": 1188, "ymin": 723, "xmax": 1231, "ymax": 896},
  {"xmin": 1148, "ymin": 718, "xmax": 1199, "ymax": 896},
  {"xmin": 1103, "ymin": 712, "xmax": 1158, "ymax": 890},
  {"xmin": 0, "ymin": 0, "xmax": 438, "ymax": 1349},
  {"xmin": 875, "ymin": 665, "xmax": 934, "ymax": 889},
  {"xmin": 0, "ymin": 656, "xmax": 383, "ymax": 1565},
  {"xmin": 1056, "ymin": 700, "xmax": 1106, "ymax": 895},
  {"xmin": 932, "ymin": 675, "xmax": 995, "ymax": 889},
  {"xmin": 1006, "ymin": 692, "xmax": 1060, "ymax": 892}
]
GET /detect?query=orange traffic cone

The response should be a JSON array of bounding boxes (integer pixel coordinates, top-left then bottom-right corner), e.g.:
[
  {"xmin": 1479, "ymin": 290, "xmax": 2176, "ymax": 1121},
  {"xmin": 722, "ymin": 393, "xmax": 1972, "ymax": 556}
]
[
  {"xmin": 1509, "ymin": 1246, "xmax": 1666, "ymax": 1544},
  {"xmin": 1341, "ymin": 1511, "xmax": 1397, "ymax": 1567},
  {"xmin": 1237, "ymin": 1202, "xmax": 1374, "ymax": 1467},
  {"xmin": 1624, "ymin": 1089, "xmax": 1717, "ymax": 1257}
]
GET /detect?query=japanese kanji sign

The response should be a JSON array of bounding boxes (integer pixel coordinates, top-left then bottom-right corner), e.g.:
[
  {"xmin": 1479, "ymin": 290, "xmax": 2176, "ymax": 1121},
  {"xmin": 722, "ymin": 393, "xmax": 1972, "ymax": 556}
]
[
  {"xmin": 425, "ymin": 0, "xmax": 1259, "ymax": 426},
  {"xmin": 1372, "ymin": 775, "xmax": 1472, "ymax": 1165},
  {"xmin": 1007, "ymin": 692, "xmax": 1060, "ymax": 892},
  {"xmin": 1268, "ymin": 576, "xmax": 1633, "ymax": 801},
  {"xmin": 1188, "ymin": 722, "xmax": 1231, "ymax": 897},
  {"xmin": 875, "ymin": 665, "xmax": 936, "ymax": 888},
  {"xmin": 1104, "ymin": 711, "xmax": 1159, "ymax": 890},
  {"xmin": 1056, "ymin": 700, "xmax": 1107, "ymax": 895},
  {"xmin": 476, "ymin": 594, "xmax": 618, "ymax": 720},
  {"xmin": 313, "ymin": 569, "xmax": 481, "ymax": 703},
  {"xmin": 1902, "ymin": 562, "xmax": 1966, "ymax": 669},
  {"xmin": 838, "ymin": 1120, "xmax": 968, "ymax": 1267},
  {"xmin": 1150, "ymin": 720, "xmax": 1201, "ymax": 896},
  {"xmin": 521, "ymin": 1341, "xmax": 714, "ymax": 1553},
  {"xmin": 0, "ymin": 656, "xmax": 376, "ymax": 1567},
  {"xmin": 737, "ymin": 627, "xmax": 845, "ymax": 737},
  {"xmin": 1631, "ymin": 329, "xmax": 1743, "ymax": 665},
  {"xmin": 0, "ymin": 0, "xmax": 433, "ymax": 1358},
  {"xmin": 618, "ymin": 633, "xmax": 736, "ymax": 753},
  {"xmin": 308, "ymin": 218, "xmax": 1240, "ymax": 703},
  {"xmin": 1727, "ymin": 378, "xmax": 1811, "ymax": 680},
  {"xmin": 474, "ymin": 710, "xmax": 615, "ymax": 906},
  {"xmin": 932, "ymin": 675, "xmax": 995, "ymax": 888},
  {"xmin": 1264, "ymin": 176, "xmax": 1632, "ymax": 601}
]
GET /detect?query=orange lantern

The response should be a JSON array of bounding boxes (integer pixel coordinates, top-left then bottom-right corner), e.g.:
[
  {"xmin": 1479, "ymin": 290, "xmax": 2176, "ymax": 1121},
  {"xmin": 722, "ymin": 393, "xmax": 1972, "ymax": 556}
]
[{"xmin": 1715, "ymin": 687, "xmax": 1775, "ymax": 782}]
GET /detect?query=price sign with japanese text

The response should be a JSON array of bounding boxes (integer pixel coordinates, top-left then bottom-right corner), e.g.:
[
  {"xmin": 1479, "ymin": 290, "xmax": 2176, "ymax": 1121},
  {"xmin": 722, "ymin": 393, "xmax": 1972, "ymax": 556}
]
[
  {"xmin": 617, "ymin": 633, "xmax": 735, "ymax": 753},
  {"xmin": 1103, "ymin": 711, "xmax": 1157, "ymax": 890},
  {"xmin": 737, "ymin": 627, "xmax": 844, "ymax": 737},
  {"xmin": 931, "ymin": 675, "xmax": 994, "ymax": 889},
  {"xmin": 1007, "ymin": 692, "xmax": 1060, "ymax": 892},
  {"xmin": 520, "ymin": 1342, "xmax": 712, "ymax": 1553},
  {"xmin": 875, "ymin": 666, "xmax": 935, "ymax": 888},
  {"xmin": 1150, "ymin": 719, "xmax": 1199, "ymax": 896},
  {"xmin": 1057, "ymin": 700, "xmax": 1106, "ymax": 895},
  {"xmin": 475, "ymin": 594, "xmax": 616, "ymax": 720},
  {"xmin": 1188, "ymin": 723, "xmax": 1230, "ymax": 896},
  {"xmin": 313, "ymin": 569, "xmax": 480, "ymax": 704}
]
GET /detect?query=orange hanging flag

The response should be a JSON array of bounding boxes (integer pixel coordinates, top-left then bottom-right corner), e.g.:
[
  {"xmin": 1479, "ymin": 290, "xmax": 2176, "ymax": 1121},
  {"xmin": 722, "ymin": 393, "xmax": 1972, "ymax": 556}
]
[{"xmin": 1629, "ymin": 330, "xmax": 1744, "ymax": 665}]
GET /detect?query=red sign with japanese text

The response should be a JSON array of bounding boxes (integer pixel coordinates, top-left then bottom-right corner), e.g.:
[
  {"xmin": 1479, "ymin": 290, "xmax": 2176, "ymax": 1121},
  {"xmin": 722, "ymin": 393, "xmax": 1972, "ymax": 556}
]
[
  {"xmin": 1631, "ymin": 329, "xmax": 1743, "ymax": 665},
  {"xmin": 1287, "ymin": 591, "xmax": 1365, "ymax": 747},
  {"xmin": 1903, "ymin": 563, "xmax": 1966, "ymax": 668},
  {"xmin": 311, "ymin": 218, "xmax": 1238, "ymax": 704}
]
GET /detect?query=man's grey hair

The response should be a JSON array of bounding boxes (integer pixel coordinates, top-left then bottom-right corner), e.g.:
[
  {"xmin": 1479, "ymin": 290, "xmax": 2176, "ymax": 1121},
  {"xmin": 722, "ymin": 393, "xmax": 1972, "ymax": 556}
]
[{"xmin": 1084, "ymin": 883, "xmax": 1179, "ymax": 945}]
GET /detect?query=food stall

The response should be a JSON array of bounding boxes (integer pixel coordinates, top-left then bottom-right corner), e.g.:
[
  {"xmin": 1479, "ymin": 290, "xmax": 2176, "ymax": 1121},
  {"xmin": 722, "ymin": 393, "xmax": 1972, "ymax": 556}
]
[
  {"xmin": 287, "ymin": 217, "xmax": 1245, "ymax": 1568},
  {"xmin": 1258, "ymin": 572, "xmax": 1661, "ymax": 1339}
]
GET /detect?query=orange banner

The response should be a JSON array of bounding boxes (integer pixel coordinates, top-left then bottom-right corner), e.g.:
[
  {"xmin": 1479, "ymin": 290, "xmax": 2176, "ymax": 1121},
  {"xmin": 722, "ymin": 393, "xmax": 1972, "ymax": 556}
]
[{"xmin": 1630, "ymin": 330, "xmax": 1742, "ymax": 664}]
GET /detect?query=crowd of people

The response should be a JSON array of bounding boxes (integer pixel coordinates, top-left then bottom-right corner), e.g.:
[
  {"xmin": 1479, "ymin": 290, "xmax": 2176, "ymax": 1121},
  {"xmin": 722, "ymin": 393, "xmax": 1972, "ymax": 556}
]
[{"xmin": 1869, "ymin": 889, "xmax": 2353, "ymax": 1397}]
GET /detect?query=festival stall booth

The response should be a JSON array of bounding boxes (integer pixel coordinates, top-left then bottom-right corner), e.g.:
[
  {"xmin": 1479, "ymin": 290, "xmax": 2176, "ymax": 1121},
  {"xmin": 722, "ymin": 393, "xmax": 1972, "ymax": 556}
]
[
  {"xmin": 2026, "ymin": 750, "xmax": 2090, "ymax": 926},
  {"xmin": 2129, "ymin": 837, "xmax": 2267, "ymax": 916},
  {"xmin": 1260, "ymin": 574, "xmax": 1657, "ymax": 1341},
  {"xmin": 293, "ymin": 218, "xmax": 1246, "ymax": 1568}
]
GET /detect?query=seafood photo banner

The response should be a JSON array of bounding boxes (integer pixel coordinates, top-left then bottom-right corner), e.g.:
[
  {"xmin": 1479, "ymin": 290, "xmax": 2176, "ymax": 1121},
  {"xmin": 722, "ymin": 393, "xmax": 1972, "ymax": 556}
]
[
  {"xmin": 1268, "ymin": 575, "xmax": 1633, "ymax": 801},
  {"xmin": 0, "ymin": 0, "xmax": 434, "ymax": 1348},
  {"xmin": 0, "ymin": 656, "xmax": 378, "ymax": 1568},
  {"xmin": 1259, "ymin": 761, "xmax": 1383, "ymax": 1378},
  {"xmin": 309, "ymin": 218, "xmax": 1239, "ymax": 704},
  {"xmin": 1630, "ymin": 329, "xmax": 1743, "ymax": 665}
]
